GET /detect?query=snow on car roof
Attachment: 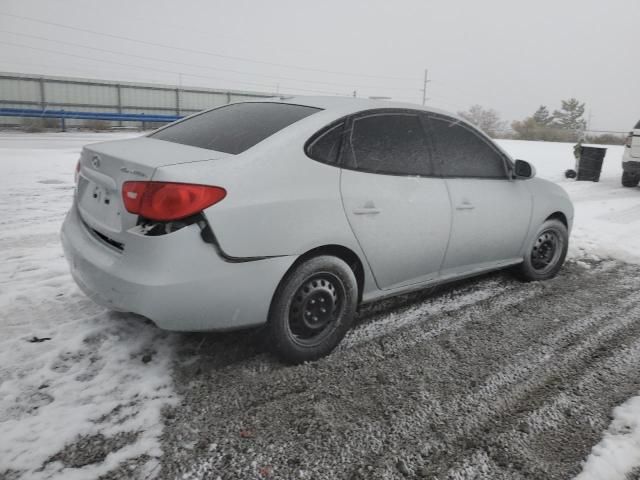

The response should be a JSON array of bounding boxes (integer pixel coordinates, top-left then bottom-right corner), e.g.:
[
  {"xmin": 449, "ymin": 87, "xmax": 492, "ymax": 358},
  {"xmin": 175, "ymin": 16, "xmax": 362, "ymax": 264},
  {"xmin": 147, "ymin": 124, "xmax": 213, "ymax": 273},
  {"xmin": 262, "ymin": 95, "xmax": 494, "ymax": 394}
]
[{"xmin": 266, "ymin": 95, "xmax": 464, "ymax": 121}]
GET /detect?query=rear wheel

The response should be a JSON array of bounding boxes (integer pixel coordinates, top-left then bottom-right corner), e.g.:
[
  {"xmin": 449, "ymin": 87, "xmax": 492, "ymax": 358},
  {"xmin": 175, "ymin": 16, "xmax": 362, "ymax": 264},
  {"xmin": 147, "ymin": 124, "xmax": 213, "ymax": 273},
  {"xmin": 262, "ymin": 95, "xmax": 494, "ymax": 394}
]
[
  {"xmin": 518, "ymin": 219, "xmax": 568, "ymax": 281},
  {"xmin": 622, "ymin": 171, "xmax": 640, "ymax": 187},
  {"xmin": 268, "ymin": 255, "xmax": 357, "ymax": 364}
]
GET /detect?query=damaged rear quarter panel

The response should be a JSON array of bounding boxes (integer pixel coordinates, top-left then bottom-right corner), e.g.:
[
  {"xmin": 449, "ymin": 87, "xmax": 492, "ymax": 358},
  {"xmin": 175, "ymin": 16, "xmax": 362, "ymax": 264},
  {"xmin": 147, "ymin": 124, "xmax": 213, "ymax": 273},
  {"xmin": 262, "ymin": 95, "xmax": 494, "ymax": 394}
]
[{"xmin": 151, "ymin": 138, "xmax": 363, "ymax": 261}]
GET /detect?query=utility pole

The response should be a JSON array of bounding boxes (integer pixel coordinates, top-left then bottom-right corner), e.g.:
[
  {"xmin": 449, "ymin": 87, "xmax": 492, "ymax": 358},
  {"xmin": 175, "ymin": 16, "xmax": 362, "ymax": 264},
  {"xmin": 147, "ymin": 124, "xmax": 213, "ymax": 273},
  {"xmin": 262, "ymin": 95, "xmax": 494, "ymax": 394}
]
[{"xmin": 421, "ymin": 69, "xmax": 430, "ymax": 105}]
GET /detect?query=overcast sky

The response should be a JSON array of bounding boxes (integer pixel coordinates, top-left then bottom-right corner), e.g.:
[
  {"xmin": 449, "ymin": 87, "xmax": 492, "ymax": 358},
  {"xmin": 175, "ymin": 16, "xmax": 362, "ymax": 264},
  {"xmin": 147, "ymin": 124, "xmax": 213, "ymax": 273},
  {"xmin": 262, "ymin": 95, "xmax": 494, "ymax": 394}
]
[{"xmin": 0, "ymin": 0, "xmax": 637, "ymax": 131}]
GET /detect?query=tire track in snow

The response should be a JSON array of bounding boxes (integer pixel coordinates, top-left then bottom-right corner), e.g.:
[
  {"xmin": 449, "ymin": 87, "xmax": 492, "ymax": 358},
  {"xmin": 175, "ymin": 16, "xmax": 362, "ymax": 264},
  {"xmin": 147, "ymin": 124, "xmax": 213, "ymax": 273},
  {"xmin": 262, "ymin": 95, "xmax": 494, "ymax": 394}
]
[
  {"xmin": 333, "ymin": 263, "xmax": 640, "ymax": 479},
  {"xmin": 341, "ymin": 278, "xmax": 530, "ymax": 349},
  {"xmin": 441, "ymin": 288, "xmax": 640, "ymax": 478},
  {"xmin": 446, "ymin": 326, "xmax": 640, "ymax": 479},
  {"xmin": 166, "ymin": 261, "xmax": 640, "ymax": 480}
]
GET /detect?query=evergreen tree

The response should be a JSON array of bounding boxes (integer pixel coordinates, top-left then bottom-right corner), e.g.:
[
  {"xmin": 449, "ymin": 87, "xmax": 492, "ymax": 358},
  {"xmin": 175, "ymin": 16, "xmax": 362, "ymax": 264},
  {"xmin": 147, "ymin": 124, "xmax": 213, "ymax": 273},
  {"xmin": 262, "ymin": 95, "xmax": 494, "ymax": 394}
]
[
  {"xmin": 532, "ymin": 105, "xmax": 553, "ymax": 126},
  {"xmin": 511, "ymin": 102, "xmax": 580, "ymax": 142},
  {"xmin": 552, "ymin": 98, "xmax": 587, "ymax": 131}
]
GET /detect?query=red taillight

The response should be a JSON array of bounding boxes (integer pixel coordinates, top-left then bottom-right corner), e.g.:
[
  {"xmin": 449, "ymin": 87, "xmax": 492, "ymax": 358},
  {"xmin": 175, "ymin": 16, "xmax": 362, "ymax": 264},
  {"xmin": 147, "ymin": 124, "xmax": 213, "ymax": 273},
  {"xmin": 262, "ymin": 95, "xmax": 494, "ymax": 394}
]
[
  {"xmin": 74, "ymin": 160, "xmax": 81, "ymax": 183},
  {"xmin": 626, "ymin": 133, "xmax": 633, "ymax": 148},
  {"xmin": 122, "ymin": 181, "xmax": 226, "ymax": 221}
]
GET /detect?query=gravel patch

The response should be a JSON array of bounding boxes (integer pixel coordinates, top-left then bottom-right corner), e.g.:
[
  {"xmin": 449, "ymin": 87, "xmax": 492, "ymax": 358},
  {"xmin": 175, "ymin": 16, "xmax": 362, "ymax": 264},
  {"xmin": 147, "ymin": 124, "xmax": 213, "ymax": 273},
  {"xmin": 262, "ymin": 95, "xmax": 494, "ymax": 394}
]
[
  {"xmin": 161, "ymin": 259, "xmax": 640, "ymax": 479},
  {"xmin": 43, "ymin": 432, "xmax": 140, "ymax": 469}
]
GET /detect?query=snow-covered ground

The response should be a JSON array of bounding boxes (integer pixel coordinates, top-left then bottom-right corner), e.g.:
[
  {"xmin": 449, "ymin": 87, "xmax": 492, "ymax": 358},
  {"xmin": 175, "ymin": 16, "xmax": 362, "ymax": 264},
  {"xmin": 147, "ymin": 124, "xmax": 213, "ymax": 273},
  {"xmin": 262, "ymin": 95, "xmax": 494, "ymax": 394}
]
[
  {"xmin": 500, "ymin": 139, "xmax": 640, "ymax": 265},
  {"xmin": 0, "ymin": 133, "xmax": 177, "ymax": 479},
  {"xmin": 0, "ymin": 131, "xmax": 638, "ymax": 479}
]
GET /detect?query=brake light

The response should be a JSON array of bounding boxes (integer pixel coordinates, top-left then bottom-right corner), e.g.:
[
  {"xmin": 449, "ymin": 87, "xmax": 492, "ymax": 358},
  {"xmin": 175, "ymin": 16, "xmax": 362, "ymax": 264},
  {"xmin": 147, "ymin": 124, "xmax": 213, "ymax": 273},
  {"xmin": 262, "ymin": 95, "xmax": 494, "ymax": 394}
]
[
  {"xmin": 74, "ymin": 160, "xmax": 81, "ymax": 183},
  {"xmin": 122, "ymin": 181, "xmax": 226, "ymax": 221},
  {"xmin": 626, "ymin": 133, "xmax": 633, "ymax": 148}
]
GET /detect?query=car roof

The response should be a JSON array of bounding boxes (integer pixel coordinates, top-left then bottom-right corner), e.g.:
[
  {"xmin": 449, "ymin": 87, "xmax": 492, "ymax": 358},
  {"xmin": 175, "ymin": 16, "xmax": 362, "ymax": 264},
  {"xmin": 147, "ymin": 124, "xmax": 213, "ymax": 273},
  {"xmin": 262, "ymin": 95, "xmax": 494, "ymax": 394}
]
[{"xmin": 266, "ymin": 95, "xmax": 464, "ymax": 122}]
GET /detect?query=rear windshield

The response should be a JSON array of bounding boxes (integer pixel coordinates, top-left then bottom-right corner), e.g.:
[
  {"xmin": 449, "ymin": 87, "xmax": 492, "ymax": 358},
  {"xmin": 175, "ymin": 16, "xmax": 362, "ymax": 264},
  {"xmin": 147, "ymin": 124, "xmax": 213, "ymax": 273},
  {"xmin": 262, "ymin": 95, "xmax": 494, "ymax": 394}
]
[{"xmin": 150, "ymin": 102, "xmax": 321, "ymax": 154}]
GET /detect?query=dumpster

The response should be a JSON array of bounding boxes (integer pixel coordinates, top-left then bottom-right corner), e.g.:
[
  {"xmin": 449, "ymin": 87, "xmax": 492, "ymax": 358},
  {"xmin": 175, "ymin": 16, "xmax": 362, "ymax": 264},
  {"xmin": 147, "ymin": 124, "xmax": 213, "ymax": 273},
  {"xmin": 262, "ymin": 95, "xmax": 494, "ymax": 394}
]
[{"xmin": 565, "ymin": 145, "xmax": 607, "ymax": 182}]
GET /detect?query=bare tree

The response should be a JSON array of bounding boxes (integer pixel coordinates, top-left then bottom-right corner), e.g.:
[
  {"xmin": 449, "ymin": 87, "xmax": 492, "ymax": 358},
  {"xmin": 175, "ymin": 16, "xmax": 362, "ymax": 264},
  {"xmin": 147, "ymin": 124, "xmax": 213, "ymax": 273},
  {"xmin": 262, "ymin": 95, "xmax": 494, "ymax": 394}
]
[{"xmin": 457, "ymin": 105, "xmax": 506, "ymax": 138}]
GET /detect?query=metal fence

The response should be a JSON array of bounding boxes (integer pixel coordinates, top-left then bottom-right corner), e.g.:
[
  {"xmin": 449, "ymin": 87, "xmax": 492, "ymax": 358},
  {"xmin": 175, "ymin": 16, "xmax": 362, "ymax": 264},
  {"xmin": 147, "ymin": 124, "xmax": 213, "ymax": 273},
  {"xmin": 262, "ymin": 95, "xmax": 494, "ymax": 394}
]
[{"xmin": 0, "ymin": 71, "xmax": 275, "ymax": 129}]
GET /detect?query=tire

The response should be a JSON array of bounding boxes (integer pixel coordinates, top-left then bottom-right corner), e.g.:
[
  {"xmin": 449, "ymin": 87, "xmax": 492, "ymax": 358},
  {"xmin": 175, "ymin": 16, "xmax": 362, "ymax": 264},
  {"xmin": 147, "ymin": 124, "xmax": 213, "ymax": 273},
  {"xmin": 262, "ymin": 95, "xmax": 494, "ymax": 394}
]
[
  {"xmin": 622, "ymin": 171, "xmax": 640, "ymax": 188},
  {"xmin": 564, "ymin": 169, "xmax": 577, "ymax": 179},
  {"xmin": 518, "ymin": 219, "xmax": 568, "ymax": 282},
  {"xmin": 267, "ymin": 255, "xmax": 358, "ymax": 364}
]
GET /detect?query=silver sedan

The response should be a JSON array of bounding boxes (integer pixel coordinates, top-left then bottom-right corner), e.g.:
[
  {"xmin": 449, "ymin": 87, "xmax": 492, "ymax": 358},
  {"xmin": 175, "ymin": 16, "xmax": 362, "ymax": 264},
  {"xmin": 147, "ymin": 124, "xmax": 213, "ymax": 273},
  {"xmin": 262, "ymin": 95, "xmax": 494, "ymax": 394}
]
[{"xmin": 61, "ymin": 97, "xmax": 574, "ymax": 363}]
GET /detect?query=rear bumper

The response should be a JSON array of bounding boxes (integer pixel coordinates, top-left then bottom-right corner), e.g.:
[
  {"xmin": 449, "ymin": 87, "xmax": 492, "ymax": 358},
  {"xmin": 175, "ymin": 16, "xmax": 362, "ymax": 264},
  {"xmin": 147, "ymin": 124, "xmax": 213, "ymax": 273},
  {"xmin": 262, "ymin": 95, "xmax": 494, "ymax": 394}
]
[
  {"xmin": 60, "ymin": 204, "xmax": 296, "ymax": 331},
  {"xmin": 623, "ymin": 159, "xmax": 640, "ymax": 174}
]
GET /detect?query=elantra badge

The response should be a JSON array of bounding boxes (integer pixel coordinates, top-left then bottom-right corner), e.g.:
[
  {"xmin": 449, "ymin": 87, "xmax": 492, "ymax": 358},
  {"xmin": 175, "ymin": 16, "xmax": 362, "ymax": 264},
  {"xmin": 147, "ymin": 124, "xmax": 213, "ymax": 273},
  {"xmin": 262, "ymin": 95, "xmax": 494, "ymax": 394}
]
[{"xmin": 120, "ymin": 167, "xmax": 147, "ymax": 178}]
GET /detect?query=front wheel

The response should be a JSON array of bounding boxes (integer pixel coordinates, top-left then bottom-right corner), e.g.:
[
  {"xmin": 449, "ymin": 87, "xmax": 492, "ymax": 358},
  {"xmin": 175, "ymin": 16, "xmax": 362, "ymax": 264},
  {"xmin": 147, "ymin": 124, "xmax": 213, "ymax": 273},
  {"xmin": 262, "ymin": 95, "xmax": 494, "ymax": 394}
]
[
  {"xmin": 622, "ymin": 171, "xmax": 640, "ymax": 188},
  {"xmin": 267, "ymin": 255, "xmax": 358, "ymax": 364},
  {"xmin": 517, "ymin": 219, "xmax": 568, "ymax": 281}
]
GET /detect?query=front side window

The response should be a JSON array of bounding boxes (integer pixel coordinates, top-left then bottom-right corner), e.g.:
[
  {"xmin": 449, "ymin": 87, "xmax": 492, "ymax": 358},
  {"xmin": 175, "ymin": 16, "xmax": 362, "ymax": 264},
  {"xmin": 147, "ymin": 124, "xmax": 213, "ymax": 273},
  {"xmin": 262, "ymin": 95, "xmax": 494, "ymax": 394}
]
[
  {"xmin": 428, "ymin": 115, "xmax": 508, "ymax": 179},
  {"xmin": 150, "ymin": 102, "xmax": 320, "ymax": 154},
  {"xmin": 346, "ymin": 112, "xmax": 433, "ymax": 176}
]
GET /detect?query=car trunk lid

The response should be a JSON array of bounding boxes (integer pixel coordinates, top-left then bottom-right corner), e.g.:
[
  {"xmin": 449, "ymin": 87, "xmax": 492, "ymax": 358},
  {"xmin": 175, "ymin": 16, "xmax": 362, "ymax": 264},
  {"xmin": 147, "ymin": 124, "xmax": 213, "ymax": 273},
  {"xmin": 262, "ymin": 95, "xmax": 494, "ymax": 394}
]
[{"xmin": 76, "ymin": 136, "xmax": 229, "ymax": 245}]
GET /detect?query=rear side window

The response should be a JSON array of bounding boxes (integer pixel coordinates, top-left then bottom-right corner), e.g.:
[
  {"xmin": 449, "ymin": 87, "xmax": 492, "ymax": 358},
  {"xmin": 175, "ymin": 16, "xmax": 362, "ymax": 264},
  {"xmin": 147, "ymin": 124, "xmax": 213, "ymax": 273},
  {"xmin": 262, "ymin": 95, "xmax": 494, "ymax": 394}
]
[
  {"xmin": 428, "ymin": 115, "xmax": 507, "ymax": 179},
  {"xmin": 306, "ymin": 122, "xmax": 344, "ymax": 165},
  {"xmin": 150, "ymin": 102, "xmax": 320, "ymax": 154},
  {"xmin": 635, "ymin": 120, "xmax": 640, "ymax": 129},
  {"xmin": 346, "ymin": 113, "xmax": 434, "ymax": 176}
]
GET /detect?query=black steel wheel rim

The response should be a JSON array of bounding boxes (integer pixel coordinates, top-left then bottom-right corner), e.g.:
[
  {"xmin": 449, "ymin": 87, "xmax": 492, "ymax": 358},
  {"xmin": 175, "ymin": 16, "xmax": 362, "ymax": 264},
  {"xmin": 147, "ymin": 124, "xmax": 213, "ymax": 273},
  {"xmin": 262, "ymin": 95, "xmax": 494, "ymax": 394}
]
[
  {"xmin": 531, "ymin": 229, "xmax": 563, "ymax": 272},
  {"xmin": 287, "ymin": 272, "xmax": 345, "ymax": 347}
]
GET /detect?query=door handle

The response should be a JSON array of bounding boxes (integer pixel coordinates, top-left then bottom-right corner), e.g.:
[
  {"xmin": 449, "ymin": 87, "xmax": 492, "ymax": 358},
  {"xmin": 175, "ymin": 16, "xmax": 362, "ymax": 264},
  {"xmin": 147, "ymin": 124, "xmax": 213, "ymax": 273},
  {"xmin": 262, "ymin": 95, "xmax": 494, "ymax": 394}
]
[
  {"xmin": 353, "ymin": 207, "xmax": 381, "ymax": 215},
  {"xmin": 456, "ymin": 202, "xmax": 475, "ymax": 211}
]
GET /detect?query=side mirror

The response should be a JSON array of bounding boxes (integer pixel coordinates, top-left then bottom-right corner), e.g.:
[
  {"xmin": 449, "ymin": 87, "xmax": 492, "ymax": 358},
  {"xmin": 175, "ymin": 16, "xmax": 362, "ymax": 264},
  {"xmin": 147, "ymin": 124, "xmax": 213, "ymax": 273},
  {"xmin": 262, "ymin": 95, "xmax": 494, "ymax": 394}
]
[{"xmin": 514, "ymin": 159, "xmax": 535, "ymax": 179}]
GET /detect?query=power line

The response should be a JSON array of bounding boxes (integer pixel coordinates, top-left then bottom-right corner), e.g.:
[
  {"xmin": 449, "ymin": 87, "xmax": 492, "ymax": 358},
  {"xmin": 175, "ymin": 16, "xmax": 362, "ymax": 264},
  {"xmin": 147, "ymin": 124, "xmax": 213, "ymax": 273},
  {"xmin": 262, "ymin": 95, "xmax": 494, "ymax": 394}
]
[
  {"xmin": 110, "ymin": 9, "xmax": 316, "ymax": 59},
  {"xmin": 0, "ymin": 40, "xmax": 350, "ymax": 95},
  {"xmin": 428, "ymin": 80, "xmax": 484, "ymax": 105},
  {"xmin": 0, "ymin": 29, "xmax": 421, "ymax": 93},
  {"xmin": 0, "ymin": 12, "xmax": 421, "ymax": 82},
  {"xmin": 0, "ymin": 40, "xmax": 269, "ymax": 89},
  {"xmin": 0, "ymin": 57, "xmax": 182, "ymax": 86},
  {"xmin": 0, "ymin": 54, "xmax": 467, "ymax": 110}
]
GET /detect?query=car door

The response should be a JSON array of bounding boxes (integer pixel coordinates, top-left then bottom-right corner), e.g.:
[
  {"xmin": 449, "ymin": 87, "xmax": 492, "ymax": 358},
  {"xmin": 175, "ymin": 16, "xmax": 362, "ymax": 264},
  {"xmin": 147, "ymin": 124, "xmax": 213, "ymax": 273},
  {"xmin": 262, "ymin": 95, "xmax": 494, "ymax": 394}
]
[
  {"xmin": 425, "ymin": 113, "xmax": 532, "ymax": 275},
  {"xmin": 339, "ymin": 110, "xmax": 452, "ymax": 290}
]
